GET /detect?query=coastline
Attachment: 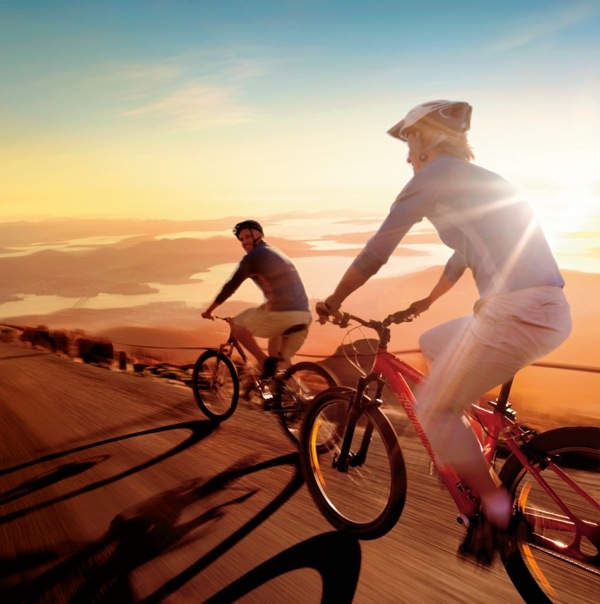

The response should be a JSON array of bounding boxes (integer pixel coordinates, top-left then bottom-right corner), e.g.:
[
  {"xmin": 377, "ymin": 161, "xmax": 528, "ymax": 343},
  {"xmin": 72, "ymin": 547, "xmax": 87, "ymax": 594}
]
[
  {"xmin": 1, "ymin": 214, "xmax": 598, "ymax": 433},
  {"xmin": 3, "ymin": 265, "xmax": 598, "ymax": 432}
]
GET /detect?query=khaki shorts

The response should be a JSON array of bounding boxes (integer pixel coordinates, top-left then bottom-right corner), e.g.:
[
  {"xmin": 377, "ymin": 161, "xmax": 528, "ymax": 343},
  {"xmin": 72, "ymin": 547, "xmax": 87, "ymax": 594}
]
[{"xmin": 233, "ymin": 307, "xmax": 312, "ymax": 361}]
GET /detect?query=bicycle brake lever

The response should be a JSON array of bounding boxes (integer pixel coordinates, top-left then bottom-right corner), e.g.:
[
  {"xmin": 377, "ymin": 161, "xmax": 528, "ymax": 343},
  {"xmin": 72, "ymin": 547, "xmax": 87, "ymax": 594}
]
[{"xmin": 337, "ymin": 313, "xmax": 351, "ymax": 328}]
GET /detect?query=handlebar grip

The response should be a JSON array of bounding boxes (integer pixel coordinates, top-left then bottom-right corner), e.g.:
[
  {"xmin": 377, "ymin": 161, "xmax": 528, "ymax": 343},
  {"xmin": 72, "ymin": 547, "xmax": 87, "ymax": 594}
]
[
  {"xmin": 388, "ymin": 308, "xmax": 416, "ymax": 324},
  {"xmin": 316, "ymin": 305, "xmax": 329, "ymax": 318}
]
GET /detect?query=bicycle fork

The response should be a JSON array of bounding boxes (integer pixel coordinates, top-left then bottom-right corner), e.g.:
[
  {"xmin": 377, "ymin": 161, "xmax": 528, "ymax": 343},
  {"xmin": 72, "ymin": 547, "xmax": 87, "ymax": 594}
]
[{"xmin": 333, "ymin": 375, "xmax": 383, "ymax": 472}]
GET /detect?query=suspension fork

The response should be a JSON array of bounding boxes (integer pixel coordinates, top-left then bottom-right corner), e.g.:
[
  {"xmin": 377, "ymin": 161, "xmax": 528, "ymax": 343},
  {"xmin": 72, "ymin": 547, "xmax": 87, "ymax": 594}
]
[{"xmin": 334, "ymin": 374, "xmax": 383, "ymax": 471}]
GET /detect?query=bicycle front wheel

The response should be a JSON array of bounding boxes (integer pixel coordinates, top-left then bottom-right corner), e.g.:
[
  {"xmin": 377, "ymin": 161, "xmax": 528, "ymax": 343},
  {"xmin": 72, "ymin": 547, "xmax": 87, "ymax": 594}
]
[
  {"xmin": 192, "ymin": 350, "xmax": 239, "ymax": 421},
  {"xmin": 499, "ymin": 426, "xmax": 600, "ymax": 604},
  {"xmin": 300, "ymin": 388, "xmax": 407, "ymax": 539},
  {"xmin": 277, "ymin": 362, "xmax": 338, "ymax": 445}
]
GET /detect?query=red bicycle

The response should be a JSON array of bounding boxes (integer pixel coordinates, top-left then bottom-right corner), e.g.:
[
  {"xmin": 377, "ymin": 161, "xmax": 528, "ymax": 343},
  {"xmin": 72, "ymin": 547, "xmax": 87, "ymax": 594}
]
[{"xmin": 299, "ymin": 308, "xmax": 599, "ymax": 603}]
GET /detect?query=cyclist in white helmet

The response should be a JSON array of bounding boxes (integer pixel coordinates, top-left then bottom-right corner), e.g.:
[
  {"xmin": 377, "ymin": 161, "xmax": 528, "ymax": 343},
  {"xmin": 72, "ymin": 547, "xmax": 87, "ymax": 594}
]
[
  {"xmin": 203, "ymin": 220, "xmax": 312, "ymax": 378},
  {"xmin": 317, "ymin": 100, "xmax": 571, "ymax": 562}
]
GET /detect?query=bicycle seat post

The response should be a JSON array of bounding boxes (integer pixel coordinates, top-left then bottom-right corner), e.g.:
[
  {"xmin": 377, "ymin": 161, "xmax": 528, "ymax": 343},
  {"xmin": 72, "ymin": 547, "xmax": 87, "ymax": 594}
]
[
  {"xmin": 488, "ymin": 378, "xmax": 517, "ymax": 420},
  {"xmin": 497, "ymin": 378, "xmax": 513, "ymax": 404}
]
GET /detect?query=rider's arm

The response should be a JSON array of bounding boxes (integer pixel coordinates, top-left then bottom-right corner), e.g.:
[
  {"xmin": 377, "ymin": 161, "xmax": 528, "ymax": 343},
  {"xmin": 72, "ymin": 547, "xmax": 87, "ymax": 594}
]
[
  {"xmin": 202, "ymin": 302, "xmax": 219, "ymax": 319},
  {"xmin": 202, "ymin": 257, "xmax": 250, "ymax": 319},
  {"xmin": 410, "ymin": 272, "xmax": 456, "ymax": 315},
  {"xmin": 324, "ymin": 186, "xmax": 431, "ymax": 313},
  {"xmin": 410, "ymin": 252, "xmax": 466, "ymax": 314},
  {"xmin": 323, "ymin": 264, "xmax": 369, "ymax": 312}
]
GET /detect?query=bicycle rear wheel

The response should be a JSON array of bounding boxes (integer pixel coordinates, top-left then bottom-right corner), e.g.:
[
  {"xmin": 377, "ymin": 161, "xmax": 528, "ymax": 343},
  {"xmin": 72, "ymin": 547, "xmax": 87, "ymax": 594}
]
[
  {"xmin": 192, "ymin": 350, "xmax": 239, "ymax": 421},
  {"xmin": 277, "ymin": 362, "xmax": 338, "ymax": 445},
  {"xmin": 499, "ymin": 427, "xmax": 600, "ymax": 604},
  {"xmin": 300, "ymin": 388, "xmax": 407, "ymax": 539}
]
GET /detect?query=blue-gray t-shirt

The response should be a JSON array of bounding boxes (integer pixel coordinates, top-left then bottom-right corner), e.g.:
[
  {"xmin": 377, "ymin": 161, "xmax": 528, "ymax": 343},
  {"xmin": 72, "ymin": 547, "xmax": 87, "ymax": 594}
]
[
  {"xmin": 215, "ymin": 241, "xmax": 309, "ymax": 311},
  {"xmin": 352, "ymin": 155, "xmax": 565, "ymax": 297}
]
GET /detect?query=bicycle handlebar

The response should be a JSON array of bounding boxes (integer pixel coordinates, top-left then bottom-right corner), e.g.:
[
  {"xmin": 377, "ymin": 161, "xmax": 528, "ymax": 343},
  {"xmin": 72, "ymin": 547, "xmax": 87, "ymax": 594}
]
[
  {"xmin": 212, "ymin": 315, "xmax": 230, "ymax": 322},
  {"xmin": 315, "ymin": 303, "xmax": 418, "ymax": 351},
  {"xmin": 386, "ymin": 308, "xmax": 418, "ymax": 325},
  {"xmin": 317, "ymin": 306, "xmax": 417, "ymax": 331}
]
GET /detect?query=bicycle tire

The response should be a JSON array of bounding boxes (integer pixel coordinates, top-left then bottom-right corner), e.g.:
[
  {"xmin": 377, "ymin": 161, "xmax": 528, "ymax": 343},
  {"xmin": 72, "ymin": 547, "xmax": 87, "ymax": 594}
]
[
  {"xmin": 277, "ymin": 362, "xmax": 338, "ymax": 445},
  {"xmin": 499, "ymin": 426, "xmax": 600, "ymax": 604},
  {"xmin": 192, "ymin": 350, "xmax": 239, "ymax": 421},
  {"xmin": 300, "ymin": 387, "xmax": 407, "ymax": 539}
]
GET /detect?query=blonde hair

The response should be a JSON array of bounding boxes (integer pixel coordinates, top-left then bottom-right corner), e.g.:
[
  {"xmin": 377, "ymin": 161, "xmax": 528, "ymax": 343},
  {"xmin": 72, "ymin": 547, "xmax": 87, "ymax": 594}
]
[{"xmin": 419, "ymin": 126, "xmax": 474, "ymax": 162}]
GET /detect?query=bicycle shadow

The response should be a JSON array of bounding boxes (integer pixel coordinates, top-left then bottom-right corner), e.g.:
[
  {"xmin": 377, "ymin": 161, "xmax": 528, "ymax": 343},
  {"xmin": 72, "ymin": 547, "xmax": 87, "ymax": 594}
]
[
  {"xmin": 205, "ymin": 531, "xmax": 360, "ymax": 603},
  {"xmin": 0, "ymin": 455, "xmax": 110, "ymax": 505},
  {"xmin": 2, "ymin": 452, "xmax": 361, "ymax": 603},
  {"xmin": 0, "ymin": 419, "xmax": 217, "ymax": 525}
]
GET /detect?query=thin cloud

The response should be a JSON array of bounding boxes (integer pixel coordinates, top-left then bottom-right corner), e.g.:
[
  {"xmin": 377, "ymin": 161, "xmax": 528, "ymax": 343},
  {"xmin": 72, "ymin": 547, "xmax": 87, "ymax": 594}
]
[
  {"xmin": 121, "ymin": 82, "xmax": 259, "ymax": 128},
  {"xmin": 86, "ymin": 49, "xmax": 270, "ymax": 129},
  {"xmin": 82, "ymin": 62, "xmax": 184, "ymax": 100},
  {"xmin": 487, "ymin": 1, "xmax": 600, "ymax": 53}
]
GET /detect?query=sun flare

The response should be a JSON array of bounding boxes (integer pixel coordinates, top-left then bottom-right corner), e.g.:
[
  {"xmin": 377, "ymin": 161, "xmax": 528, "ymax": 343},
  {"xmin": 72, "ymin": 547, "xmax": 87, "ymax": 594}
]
[{"xmin": 524, "ymin": 150, "xmax": 599, "ymax": 234}]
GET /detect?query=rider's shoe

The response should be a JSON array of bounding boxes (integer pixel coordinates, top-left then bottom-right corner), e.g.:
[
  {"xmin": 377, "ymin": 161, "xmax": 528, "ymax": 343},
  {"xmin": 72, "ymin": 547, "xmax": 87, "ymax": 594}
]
[
  {"xmin": 259, "ymin": 378, "xmax": 282, "ymax": 410},
  {"xmin": 261, "ymin": 356, "xmax": 278, "ymax": 379},
  {"xmin": 457, "ymin": 514, "xmax": 502, "ymax": 566},
  {"xmin": 457, "ymin": 510, "xmax": 529, "ymax": 567},
  {"xmin": 240, "ymin": 369, "xmax": 259, "ymax": 400}
]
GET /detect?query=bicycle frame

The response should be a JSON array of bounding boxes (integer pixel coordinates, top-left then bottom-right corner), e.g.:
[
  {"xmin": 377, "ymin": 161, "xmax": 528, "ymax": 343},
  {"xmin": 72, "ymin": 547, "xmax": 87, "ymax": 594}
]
[
  {"xmin": 208, "ymin": 317, "xmax": 314, "ymax": 408},
  {"xmin": 303, "ymin": 308, "xmax": 600, "ymax": 599},
  {"xmin": 215, "ymin": 323, "xmax": 248, "ymax": 367},
  {"xmin": 364, "ymin": 348, "xmax": 480, "ymax": 520},
  {"xmin": 349, "ymin": 334, "xmax": 599, "ymax": 544}
]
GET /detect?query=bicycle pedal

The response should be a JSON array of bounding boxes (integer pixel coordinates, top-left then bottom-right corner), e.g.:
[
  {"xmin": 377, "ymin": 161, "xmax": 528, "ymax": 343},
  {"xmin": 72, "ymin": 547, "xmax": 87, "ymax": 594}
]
[
  {"xmin": 261, "ymin": 389, "xmax": 274, "ymax": 400},
  {"xmin": 260, "ymin": 396, "xmax": 279, "ymax": 409},
  {"xmin": 271, "ymin": 403, "xmax": 301, "ymax": 414}
]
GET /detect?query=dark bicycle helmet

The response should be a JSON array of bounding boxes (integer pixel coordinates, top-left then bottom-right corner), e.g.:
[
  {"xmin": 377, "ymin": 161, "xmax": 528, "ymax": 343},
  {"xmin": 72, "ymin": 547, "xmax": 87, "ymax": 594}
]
[
  {"xmin": 233, "ymin": 219, "xmax": 264, "ymax": 238},
  {"xmin": 387, "ymin": 100, "xmax": 472, "ymax": 141}
]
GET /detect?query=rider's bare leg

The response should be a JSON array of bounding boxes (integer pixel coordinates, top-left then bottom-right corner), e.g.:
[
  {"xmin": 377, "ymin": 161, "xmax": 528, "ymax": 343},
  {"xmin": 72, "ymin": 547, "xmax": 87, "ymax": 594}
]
[
  {"xmin": 266, "ymin": 339, "xmax": 293, "ymax": 373},
  {"xmin": 230, "ymin": 323, "xmax": 267, "ymax": 370},
  {"xmin": 430, "ymin": 414, "xmax": 511, "ymax": 529},
  {"xmin": 278, "ymin": 359, "xmax": 292, "ymax": 371}
]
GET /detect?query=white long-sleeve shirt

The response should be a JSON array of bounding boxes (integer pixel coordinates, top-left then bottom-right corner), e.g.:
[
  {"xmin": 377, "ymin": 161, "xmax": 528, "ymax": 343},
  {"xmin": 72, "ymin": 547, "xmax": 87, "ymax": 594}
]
[{"xmin": 352, "ymin": 155, "xmax": 565, "ymax": 298}]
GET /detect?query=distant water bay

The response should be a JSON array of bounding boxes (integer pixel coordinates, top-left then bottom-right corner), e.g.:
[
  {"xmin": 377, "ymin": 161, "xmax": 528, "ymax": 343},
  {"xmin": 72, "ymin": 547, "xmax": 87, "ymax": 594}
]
[
  {"xmin": 0, "ymin": 211, "xmax": 597, "ymax": 322},
  {"xmin": 0, "ymin": 253, "xmax": 446, "ymax": 320}
]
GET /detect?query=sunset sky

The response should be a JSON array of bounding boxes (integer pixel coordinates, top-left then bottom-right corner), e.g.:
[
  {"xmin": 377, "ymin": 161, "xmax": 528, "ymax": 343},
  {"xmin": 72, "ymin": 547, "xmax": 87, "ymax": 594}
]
[{"xmin": 1, "ymin": 0, "xmax": 599, "ymax": 262}]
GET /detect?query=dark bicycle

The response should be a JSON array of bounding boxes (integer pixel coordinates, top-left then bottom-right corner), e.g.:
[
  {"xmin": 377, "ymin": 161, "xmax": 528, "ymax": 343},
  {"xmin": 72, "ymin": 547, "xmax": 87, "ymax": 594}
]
[{"xmin": 192, "ymin": 316, "xmax": 338, "ymax": 445}]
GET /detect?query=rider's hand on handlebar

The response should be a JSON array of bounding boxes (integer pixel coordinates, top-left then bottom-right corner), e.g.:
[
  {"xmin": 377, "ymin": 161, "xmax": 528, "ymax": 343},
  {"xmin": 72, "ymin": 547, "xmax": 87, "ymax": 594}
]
[
  {"xmin": 408, "ymin": 298, "xmax": 430, "ymax": 317},
  {"xmin": 316, "ymin": 300, "xmax": 343, "ymax": 325}
]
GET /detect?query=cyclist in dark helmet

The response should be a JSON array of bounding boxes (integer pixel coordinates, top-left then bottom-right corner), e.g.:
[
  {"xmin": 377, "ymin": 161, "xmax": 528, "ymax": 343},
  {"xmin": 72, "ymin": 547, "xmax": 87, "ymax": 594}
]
[
  {"xmin": 317, "ymin": 100, "xmax": 571, "ymax": 562},
  {"xmin": 202, "ymin": 220, "xmax": 312, "ymax": 378}
]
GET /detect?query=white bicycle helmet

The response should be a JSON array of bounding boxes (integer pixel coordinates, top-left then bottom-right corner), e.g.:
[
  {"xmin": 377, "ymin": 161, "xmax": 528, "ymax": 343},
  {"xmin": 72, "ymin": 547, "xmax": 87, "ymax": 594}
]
[{"xmin": 387, "ymin": 100, "xmax": 472, "ymax": 141}]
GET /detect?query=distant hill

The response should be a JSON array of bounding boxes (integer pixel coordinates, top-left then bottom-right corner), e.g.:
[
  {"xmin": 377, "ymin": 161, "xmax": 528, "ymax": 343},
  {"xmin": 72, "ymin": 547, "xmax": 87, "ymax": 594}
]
[{"xmin": 1, "ymin": 215, "xmax": 598, "ymax": 432}]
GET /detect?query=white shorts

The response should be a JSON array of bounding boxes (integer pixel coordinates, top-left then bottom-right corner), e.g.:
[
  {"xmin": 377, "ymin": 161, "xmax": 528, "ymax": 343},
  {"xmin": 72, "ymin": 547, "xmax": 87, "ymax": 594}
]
[{"xmin": 416, "ymin": 286, "xmax": 571, "ymax": 426}]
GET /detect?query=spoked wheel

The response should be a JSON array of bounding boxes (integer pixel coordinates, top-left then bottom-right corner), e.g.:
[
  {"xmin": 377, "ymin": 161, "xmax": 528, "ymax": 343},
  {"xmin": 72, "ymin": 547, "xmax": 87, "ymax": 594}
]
[
  {"xmin": 276, "ymin": 362, "xmax": 338, "ymax": 445},
  {"xmin": 192, "ymin": 350, "xmax": 239, "ymax": 421},
  {"xmin": 499, "ymin": 427, "xmax": 600, "ymax": 604},
  {"xmin": 299, "ymin": 387, "xmax": 407, "ymax": 539}
]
